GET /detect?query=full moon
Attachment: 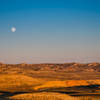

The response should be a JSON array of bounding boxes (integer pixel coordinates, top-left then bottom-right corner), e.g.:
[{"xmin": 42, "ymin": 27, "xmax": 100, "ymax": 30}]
[{"xmin": 11, "ymin": 27, "xmax": 16, "ymax": 32}]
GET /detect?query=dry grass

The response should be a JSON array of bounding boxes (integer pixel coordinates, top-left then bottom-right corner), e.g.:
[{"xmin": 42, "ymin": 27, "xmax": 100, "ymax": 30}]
[
  {"xmin": 34, "ymin": 80, "xmax": 100, "ymax": 90},
  {"xmin": 1, "ymin": 74, "xmax": 100, "ymax": 92},
  {"xmin": 9, "ymin": 92, "xmax": 80, "ymax": 100},
  {"xmin": 34, "ymin": 81, "xmax": 67, "ymax": 90},
  {"xmin": 0, "ymin": 63, "xmax": 100, "ymax": 100},
  {"xmin": 9, "ymin": 92, "xmax": 100, "ymax": 100},
  {"xmin": 0, "ymin": 74, "xmax": 41, "ymax": 92}
]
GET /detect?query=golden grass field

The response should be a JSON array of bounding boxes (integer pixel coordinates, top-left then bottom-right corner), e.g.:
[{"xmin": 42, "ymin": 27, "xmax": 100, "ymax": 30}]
[
  {"xmin": 9, "ymin": 92, "xmax": 75, "ymax": 100},
  {"xmin": 0, "ymin": 74, "xmax": 42, "ymax": 92},
  {"xmin": 0, "ymin": 63, "xmax": 100, "ymax": 100},
  {"xmin": 34, "ymin": 80, "xmax": 100, "ymax": 91},
  {"xmin": 0, "ymin": 74, "xmax": 100, "ymax": 100}
]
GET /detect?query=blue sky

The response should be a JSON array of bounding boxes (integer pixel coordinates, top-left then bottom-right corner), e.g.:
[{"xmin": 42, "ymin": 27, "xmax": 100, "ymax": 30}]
[{"xmin": 0, "ymin": 0, "xmax": 100, "ymax": 63}]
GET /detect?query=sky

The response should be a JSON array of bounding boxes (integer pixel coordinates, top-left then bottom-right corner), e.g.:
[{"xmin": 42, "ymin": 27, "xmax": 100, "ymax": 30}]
[{"xmin": 0, "ymin": 0, "xmax": 100, "ymax": 63}]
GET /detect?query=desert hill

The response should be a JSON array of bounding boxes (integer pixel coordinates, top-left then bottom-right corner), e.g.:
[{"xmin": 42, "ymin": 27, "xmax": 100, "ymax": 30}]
[
  {"xmin": 9, "ymin": 92, "xmax": 78, "ymax": 100},
  {"xmin": 34, "ymin": 80, "xmax": 100, "ymax": 91},
  {"xmin": 0, "ymin": 62, "xmax": 100, "ymax": 72},
  {"xmin": 0, "ymin": 62, "xmax": 100, "ymax": 80},
  {"xmin": 0, "ymin": 63, "xmax": 100, "ymax": 99},
  {"xmin": 0, "ymin": 74, "xmax": 41, "ymax": 92}
]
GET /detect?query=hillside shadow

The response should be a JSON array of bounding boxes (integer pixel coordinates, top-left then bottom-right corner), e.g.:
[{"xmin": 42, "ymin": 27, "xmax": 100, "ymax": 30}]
[
  {"xmin": 0, "ymin": 85, "xmax": 100, "ymax": 99},
  {"xmin": 0, "ymin": 91, "xmax": 31, "ymax": 100},
  {"xmin": 35, "ymin": 85, "xmax": 100, "ymax": 95}
]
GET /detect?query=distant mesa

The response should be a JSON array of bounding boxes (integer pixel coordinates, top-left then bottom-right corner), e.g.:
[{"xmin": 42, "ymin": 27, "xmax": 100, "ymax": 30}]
[
  {"xmin": 0, "ymin": 62, "xmax": 100, "ymax": 73},
  {"xmin": 0, "ymin": 62, "xmax": 4, "ymax": 65}
]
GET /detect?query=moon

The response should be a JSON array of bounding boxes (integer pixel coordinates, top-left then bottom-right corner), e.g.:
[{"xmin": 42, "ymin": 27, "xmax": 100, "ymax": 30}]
[{"xmin": 11, "ymin": 27, "xmax": 16, "ymax": 32}]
